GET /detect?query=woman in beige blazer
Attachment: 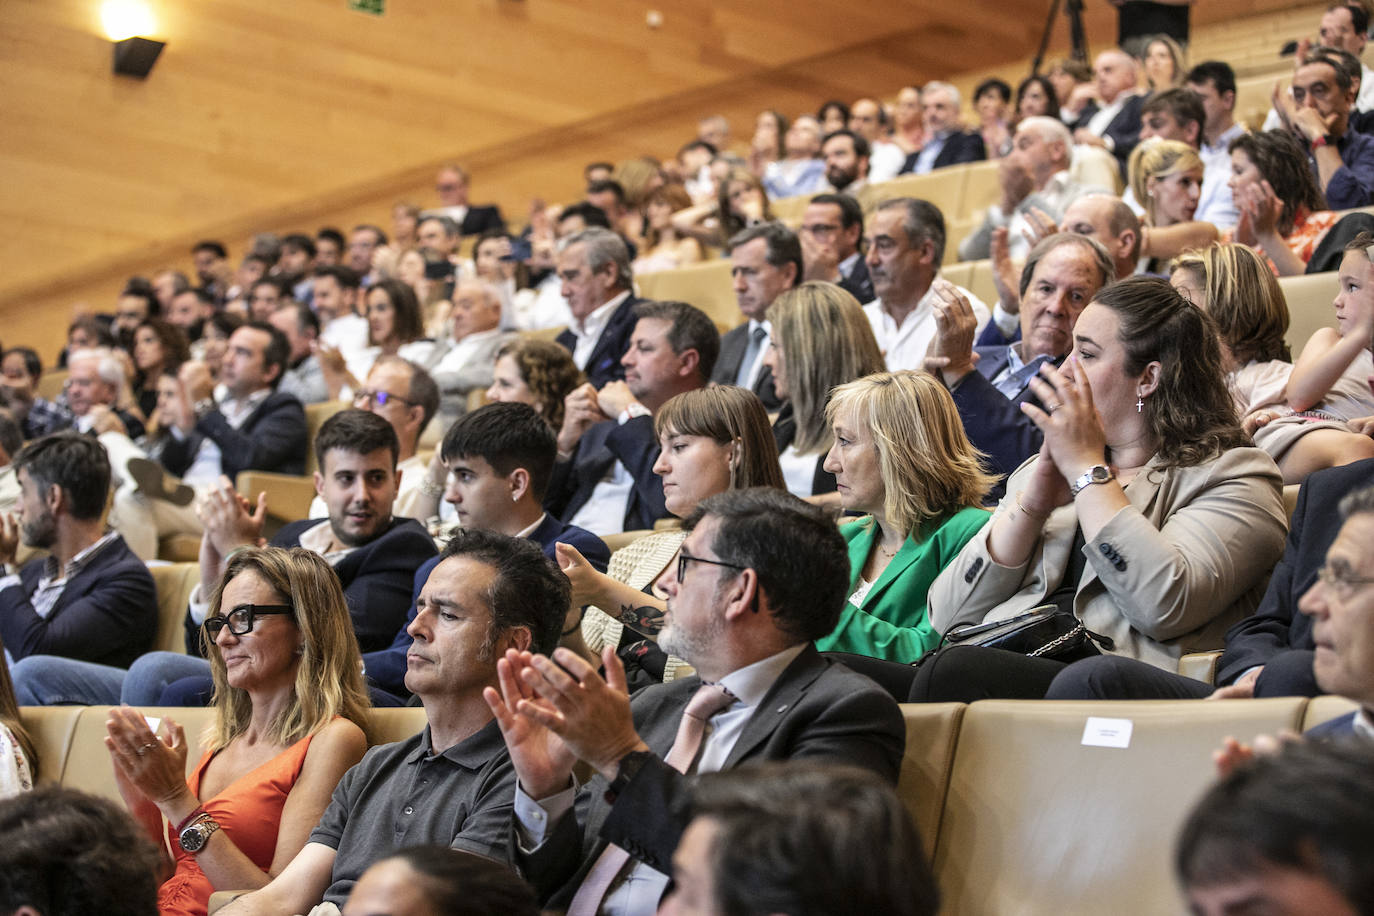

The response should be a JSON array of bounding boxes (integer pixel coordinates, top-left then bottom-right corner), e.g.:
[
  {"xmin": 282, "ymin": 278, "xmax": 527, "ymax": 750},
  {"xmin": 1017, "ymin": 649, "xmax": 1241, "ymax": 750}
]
[{"xmin": 918, "ymin": 276, "xmax": 1288, "ymax": 700}]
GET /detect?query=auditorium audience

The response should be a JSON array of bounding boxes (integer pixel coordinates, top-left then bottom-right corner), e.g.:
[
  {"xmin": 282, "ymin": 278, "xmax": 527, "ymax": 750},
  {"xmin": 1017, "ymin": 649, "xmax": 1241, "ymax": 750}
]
[
  {"xmin": 567, "ymin": 385, "xmax": 784, "ymax": 686},
  {"xmin": 106, "ymin": 547, "xmax": 369, "ymax": 915},
  {"xmin": 29, "ymin": 346, "xmax": 145, "ymax": 440},
  {"xmin": 1170, "ymin": 243, "xmax": 1374, "ymax": 483},
  {"xmin": 672, "ymin": 167, "xmax": 773, "ymax": 249},
  {"xmin": 663, "ymin": 763, "xmax": 940, "ymax": 916},
  {"xmin": 129, "ymin": 317, "xmax": 190, "ymax": 421},
  {"xmin": 800, "ymin": 193, "xmax": 873, "ymax": 303},
  {"xmin": 555, "ymin": 227, "xmax": 642, "ymax": 388},
  {"xmin": 428, "ymin": 163, "xmax": 506, "ymax": 237},
  {"xmin": 218, "ymin": 530, "xmax": 567, "ymax": 914},
  {"xmin": 764, "ymin": 281, "xmax": 885, "ymax": 498},
  {"xmin": 817, "ymin": 372, "xmax": 993, "ymax": 662},
  {"xmin": 1074, "ymin": 50, "xmax": 1146, "ymax": 179},
  {"xmin": 902, "ymin": 82, "xmax": 987, "ymax": 174},
  {"xmin": 1127, "ymin": 138, "xmax": 1218, "ymax": 272},
  {"xmin": 633, "ymin": 183, "xmax": 704, "ymax": 274},
  {"xmin": 547, "ymin": 300, "xmax": 717, "ymax": 535},
  {"xmin": 485, "ymin": 487, "xmax": 904, "ymax": 913},
  {"xmin": 891, "ymin": 86, "xmax": 926, "ymax": 154},
  {"xmin": 921, "ymin": 277, "xmax": 1287, "ymax": 699}
]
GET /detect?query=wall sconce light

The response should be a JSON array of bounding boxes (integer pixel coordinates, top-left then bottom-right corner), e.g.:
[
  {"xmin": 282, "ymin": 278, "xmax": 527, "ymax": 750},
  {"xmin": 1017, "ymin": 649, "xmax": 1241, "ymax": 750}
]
[{"xmin": 102, "ymin": 1, "xmax": 164, "ymax": 78}]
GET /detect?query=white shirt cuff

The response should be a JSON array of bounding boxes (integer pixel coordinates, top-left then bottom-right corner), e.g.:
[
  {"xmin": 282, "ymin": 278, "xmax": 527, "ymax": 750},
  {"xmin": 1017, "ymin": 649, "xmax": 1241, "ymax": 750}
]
[
  {"xmin": 514, "ymin": 780, "xmax": 577, "ymax": 849},
  {"xmin": 993, "ymin": 302, "xmax": 1020, "ymax": 339}
]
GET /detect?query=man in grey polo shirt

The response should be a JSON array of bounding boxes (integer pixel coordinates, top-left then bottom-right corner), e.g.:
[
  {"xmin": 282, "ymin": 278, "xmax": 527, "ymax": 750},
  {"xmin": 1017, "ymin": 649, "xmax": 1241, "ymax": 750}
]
[{"xmin": 219, "ymin": 529, "xmax": 570, "ymax": 914}]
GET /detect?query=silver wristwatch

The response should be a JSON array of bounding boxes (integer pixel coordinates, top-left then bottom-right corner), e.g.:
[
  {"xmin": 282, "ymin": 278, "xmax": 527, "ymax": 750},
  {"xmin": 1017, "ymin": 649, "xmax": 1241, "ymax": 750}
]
[
  {"xmin": 1070, "ymin": 464, "xmax": 1115, "ymax": 497},
  {"xmin": 179, "ymin": 814, "xmax": 221, "ymax": 853}
]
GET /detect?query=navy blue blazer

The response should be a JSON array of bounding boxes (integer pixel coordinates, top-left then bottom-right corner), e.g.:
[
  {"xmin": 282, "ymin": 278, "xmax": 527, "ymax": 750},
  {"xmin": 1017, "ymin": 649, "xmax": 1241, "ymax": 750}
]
[
  {"xmin": 556, "ymin": 295, "xmax": 642, "ymax": 388},
  {"xmin": 460, "ymin": 204, "xmax": 507, "ymax": 237},
  {"xmin": 711, "ymin": 322, "xmax": 780, "ymax": 411},
  {"xmin": 950, "ymin": 346, "xmax": 1064, "ymax": 496},
  {"xmin": 1073, "ymin": 94, "xmax": 1145, "ymax": 179},
  {"xmin": 1215, "ymin": 458, "xmax": 1374, "ymax": 687},
  {"xmin": 516, "ymin": 646, "xmax": 906, "ymax": 907},
  {"xmin": 181, "ymin": 516, "xmax": 437, "ymax": 656},
  {"xmin": 161, "ymin": 389, "xmax": 308, "ymax": 479},
  {"xmin": 1305, "ymin": 711, "xmax": 1359, "ymax": 740},
  {"xmin": 361, "ymin": 515, "xmax": 609, "ymax": 699},
  {"xmin": 544, "ymin": 415, "xmax": 668, "ymax": 532},
  {"xmin": 838, "ymin": 258, "xmax": 875, "ymax": 305},
  {"xmin": 0, "ymin": 534, "xmax": 155, "ymax": 668},
  {"xmin": 900, "ymin": 130, "xmax": 987, "ymax": 174}
]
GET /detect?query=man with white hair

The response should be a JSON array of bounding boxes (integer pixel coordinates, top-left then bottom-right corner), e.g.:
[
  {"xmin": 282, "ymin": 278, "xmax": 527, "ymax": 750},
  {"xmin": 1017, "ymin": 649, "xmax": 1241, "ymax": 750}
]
[
  {"xmin": 425, "ymin": 280, "xmax": 516, "ymax": 430},
  {"xmin": 554, "ymin": 228, "xmax": 643, "ymax": 388},
  {"xmin": 959, "ymin": 116, "xmax": 1104, "ymax": 262},
  {"xmin": 901, "ymin": 82, "xmax": 987, "ymax": 175},
  {"xmin": 1073, "ymin": 49, "xmax": 1146, "ymax": 178},
  {"xmin": 29, "ymin": 348, "xmax": 145, "ymax": 441}
]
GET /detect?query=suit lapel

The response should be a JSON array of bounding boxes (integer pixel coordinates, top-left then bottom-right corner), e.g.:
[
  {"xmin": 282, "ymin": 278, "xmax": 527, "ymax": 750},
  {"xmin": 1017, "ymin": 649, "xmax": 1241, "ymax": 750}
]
[{"xmin": 722, "ymin": 648, "xmax": 826, "ymax": 767}]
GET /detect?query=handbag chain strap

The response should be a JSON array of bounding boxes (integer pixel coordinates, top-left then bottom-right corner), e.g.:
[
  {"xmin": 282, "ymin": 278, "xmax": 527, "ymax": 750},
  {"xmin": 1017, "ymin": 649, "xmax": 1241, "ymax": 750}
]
[{"xmin": 1027, "ymin": 622, "xmax": 1087, "ymax": 658}]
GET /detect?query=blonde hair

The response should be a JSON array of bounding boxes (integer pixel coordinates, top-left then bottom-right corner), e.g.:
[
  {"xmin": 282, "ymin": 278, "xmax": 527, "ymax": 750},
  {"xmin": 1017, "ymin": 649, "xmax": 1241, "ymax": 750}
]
[
  {"xmin": 1173, "ymin": 244, "xmax": 1292, "ymax": 364},
  {"xmin": 613, "ymin": 157, "xmax": 663, "ymax": 209},
  {"xmin": 0, "ymin": 636, "xmax": 37, "ymax": 780},
  {"xmin": 204, "ymin": 547, "xmax": 371, "ymax": 752},
  {"xmin": 767, "ymin": 281, "xmax": 886, "ymax": 454},
  {"xmin": 1142, "ymin": 34, "xmax": 1187, "ymax": 89},
  {"xmin": 826, "ymin": 372, "xmax": 996, "ymax": 537},
  {"xmin": 1129, "ymin": 139, "xmax": 1204, "ymax": 227},
  {"xmin": 655, "ymin": 386, "xmax": 785, "ymax": 492}
]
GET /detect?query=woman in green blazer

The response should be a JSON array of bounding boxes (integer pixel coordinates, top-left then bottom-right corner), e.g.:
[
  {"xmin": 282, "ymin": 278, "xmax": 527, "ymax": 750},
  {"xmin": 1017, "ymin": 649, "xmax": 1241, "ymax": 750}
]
[{"xmin": 814, "ymin": 370, "xmax": 995, "ymax": 662}]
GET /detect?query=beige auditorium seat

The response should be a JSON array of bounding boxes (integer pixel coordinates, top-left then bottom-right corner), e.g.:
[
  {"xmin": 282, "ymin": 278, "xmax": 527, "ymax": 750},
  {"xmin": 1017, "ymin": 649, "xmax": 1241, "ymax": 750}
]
[
  {"xmin": 1302, "ymin": 694, "xmax": 1360, "ymax": 731},
  {"xmin": 304, "ymin": 400, "xmax": 347, "ymax": 476},
  {"xmin": 151, "ymin": 562, "xmax": 201, "ymax": 655},
  {"xmin": 57, "ymin": 706, "xmax": 217, "ymax": 804},
  {"xmin": 895, "ymin": 703, "xmax": 964, "ymax": 854},
  {"xmin": 960, "ymin": 160, "xmax": 1002, "ymax": 222},
  {"xmin": 635, "ymin": 259, "xmax": 738, "ymax": 331},
  {"xmin": 22, "ymin": 705, "xmax": 84, "ymax": 786},
  {"xmin": 931, "ymin": 697, "xmax": 1308, "ymax": 916},
  {"xmin": 367, "ymin": 706, "xmax": 429, "ymax": 745},
  {"xmin": 770, "ymin": 193, "xmax": 811, "ymax": 228},
  {"xmin": 860, "ymin": 169, "xmax": 969, "ymax": 224},
  {"xmin": 1278, "ymin": 271, "xmax": 1335, "ymax": 355},
  {"xmin": 964, "ymin": 259, "xmax": 999, "ymax": 308}
]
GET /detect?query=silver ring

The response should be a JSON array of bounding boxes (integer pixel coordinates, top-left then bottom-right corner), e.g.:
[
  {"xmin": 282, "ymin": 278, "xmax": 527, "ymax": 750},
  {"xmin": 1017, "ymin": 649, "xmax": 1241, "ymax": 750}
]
[
  {"xmin": 1047, "ymin": 402, "xmax": 1062, "ymax": 413},
  {"xmin": 136, "ymin": 742, "xmax": 156, "ymax": 756}
]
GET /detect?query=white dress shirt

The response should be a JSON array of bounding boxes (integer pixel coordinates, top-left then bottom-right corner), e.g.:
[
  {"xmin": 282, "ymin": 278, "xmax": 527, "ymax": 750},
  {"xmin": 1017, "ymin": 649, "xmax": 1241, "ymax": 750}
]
[
  {"xmin": 864, "ymin": 281, "xmax": 991, "ymax": 372},
  {"xmin": 571, "ymin": 291, "xmax": 631, "ymax": 372}
]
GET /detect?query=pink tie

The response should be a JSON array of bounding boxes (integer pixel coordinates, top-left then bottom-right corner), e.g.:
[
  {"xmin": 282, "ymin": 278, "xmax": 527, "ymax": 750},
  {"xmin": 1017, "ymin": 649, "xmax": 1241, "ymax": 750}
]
[{"xmin": 566, "ymin": 682, "xmax": 736, "ymax": 916}]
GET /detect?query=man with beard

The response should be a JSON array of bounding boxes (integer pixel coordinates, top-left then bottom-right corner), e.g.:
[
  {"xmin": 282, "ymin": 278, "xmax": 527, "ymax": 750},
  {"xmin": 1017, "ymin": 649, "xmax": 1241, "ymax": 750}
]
[
  {"xmin": 0, "ymin": 433, "xmax": 154, "ymax": 669},
  {"xmin": 486, "ymin": 488, "xmax": 904, "ymax": 914},
  {"xmin": 821, "ymin": 129, "xmax": 871, "ymax": 195}
]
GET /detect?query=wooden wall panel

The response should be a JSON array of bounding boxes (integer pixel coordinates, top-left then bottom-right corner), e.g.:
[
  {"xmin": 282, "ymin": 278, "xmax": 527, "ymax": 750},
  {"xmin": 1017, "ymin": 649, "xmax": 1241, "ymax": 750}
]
[{"xmin": 1, "ymin": 0, "xmax": 1310, "ymax": 362}]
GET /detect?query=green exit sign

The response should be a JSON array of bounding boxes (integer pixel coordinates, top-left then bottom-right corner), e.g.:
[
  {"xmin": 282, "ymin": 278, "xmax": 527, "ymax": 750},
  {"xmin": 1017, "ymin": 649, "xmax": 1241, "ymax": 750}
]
[{"xmin": 349, "ymin": 0, "xmax": 384, "ymax": 15}]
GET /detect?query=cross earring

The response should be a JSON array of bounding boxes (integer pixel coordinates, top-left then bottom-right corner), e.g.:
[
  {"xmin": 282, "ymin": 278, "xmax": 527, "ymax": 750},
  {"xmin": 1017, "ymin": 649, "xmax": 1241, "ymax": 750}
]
[{"xmin": 1136, "ymin": 396, "xmax": 1144, "ymax": 413}]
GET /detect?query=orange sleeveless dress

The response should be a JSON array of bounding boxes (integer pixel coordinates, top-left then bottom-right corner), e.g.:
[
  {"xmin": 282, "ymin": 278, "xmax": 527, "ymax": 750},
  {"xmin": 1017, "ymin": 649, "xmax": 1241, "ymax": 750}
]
[{"xmin": 158, "ymin": 733, "xmax": 315, "ymax": 916}]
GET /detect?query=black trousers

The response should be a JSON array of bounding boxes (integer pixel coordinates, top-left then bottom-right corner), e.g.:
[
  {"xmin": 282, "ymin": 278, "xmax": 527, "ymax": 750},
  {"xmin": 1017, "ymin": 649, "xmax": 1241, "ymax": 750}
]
[
  {"xmin": 1045, "ymin": 649, "xmax": 1322, "ymax": 701},
  {"xmin": 907, "ymin": 646, "xmax": 1068, "ymax": 702}
]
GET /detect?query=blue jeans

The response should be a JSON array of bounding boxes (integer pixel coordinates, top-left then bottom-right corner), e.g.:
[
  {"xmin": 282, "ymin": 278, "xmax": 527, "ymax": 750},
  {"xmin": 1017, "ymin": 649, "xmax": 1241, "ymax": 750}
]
[{"xmin": 10, "ymin": 652, "xmax": 210, "ymax": 706}]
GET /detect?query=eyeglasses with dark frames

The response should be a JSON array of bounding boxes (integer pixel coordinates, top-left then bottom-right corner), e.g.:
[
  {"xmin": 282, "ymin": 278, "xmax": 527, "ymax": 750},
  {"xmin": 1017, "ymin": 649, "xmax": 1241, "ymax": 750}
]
[
  {"xmin": 676, "ymin": 550, "xmax": 748, "ymax": 584},
  {"xmin": 204, "ymin": 604, "xmax": 295, "ymax": 638},
  {"xmin": 1316, "ymin": 564, "xmax": 1374, "ymax": 601}
]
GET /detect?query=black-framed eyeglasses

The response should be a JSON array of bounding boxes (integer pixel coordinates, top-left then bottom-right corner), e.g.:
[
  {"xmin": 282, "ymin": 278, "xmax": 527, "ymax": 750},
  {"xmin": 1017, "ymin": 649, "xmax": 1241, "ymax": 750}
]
[
  {"xmin": 204, "ymin": 604, "xmax": 294, "ymax": 638},
  {"xmin": 677, "ymin": 550, "xmax": 748, "ymax": 584},
  {"xmin": 354, "ymin": 389, "xmax": 414, "ymax": 408},
  {"xmin": 1316, "ymin": 564, "xmax": 1374, "ymax": 601}
]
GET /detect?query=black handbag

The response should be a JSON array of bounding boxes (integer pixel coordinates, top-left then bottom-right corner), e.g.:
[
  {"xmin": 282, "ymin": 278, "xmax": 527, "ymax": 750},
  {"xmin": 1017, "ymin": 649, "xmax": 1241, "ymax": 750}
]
[{"xmin": 939, "ymin": 604, "xmax": 1115, "ymax": 663}]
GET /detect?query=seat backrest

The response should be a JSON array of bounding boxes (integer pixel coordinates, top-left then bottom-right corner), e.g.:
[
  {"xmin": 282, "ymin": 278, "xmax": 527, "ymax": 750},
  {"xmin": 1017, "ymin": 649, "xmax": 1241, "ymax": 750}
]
[
  {"xmin": 896, "ymin": 703, "xmax": 964, "ymax": 854},
  {"xmin": 1278, "ymin": 271, "xmax": 1335, "ymax": 356},
  {"xmin": 931, "ymin": 697, "xmax": 1308, "ymax": 916},
  {"xmin": 635, "ymin": 259, "xmax": 738, "ymax": 332},
  {"xmin": 150, "ymin": 562, "xmax": 201, "ymax": 654},
  {"xmin": 58, "ymin": 706, "xmax": 218, "ymax": 805},
  {"xmin": 18, "ymin": 706, "xmax": 85, "ymax": 786},
  {"xmin": 1303, "ymin": 694, "xmax": 1360, "ymax": 731},
  {"xmin": 304, "ymin": 401, "xmax": 347, "ymax": 476}
]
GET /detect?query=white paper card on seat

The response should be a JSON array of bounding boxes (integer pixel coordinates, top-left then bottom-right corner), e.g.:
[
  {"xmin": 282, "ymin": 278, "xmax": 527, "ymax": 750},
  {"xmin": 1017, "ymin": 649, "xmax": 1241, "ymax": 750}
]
[{"xmin": 1081, "ymin": 716, "xmax": 1133, "ymax": 748}]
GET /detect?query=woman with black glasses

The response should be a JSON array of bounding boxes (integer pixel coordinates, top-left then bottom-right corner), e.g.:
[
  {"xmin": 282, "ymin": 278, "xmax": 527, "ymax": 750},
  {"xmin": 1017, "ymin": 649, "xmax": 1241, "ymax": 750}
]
[{"xmin": 105, "ymin": 547, "xmax": 370, "ymax": 916}]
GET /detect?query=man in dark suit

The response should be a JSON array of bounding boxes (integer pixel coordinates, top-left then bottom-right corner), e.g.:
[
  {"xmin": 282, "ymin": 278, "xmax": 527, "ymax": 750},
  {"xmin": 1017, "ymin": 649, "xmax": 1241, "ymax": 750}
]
[
  {"xmin": 1047, "ymin": 460, "xmax": 1374, "ymax": 704},
  {"xmin": 901, "ymin": 82, "xmax": 987, "ymax": 174},
  {"xmin": 487, "ymin": 488, "xmax": 905, "ymax": 912},
  {"xmin": 801, "ymin": 193, "xmax": 873, "ymax": 304},
  {"xmin": 930, "ymin": 234, "xmax": 1114, "ymax": 490},
  {"xmin": 161, "ymin": 321, "xmax": 308, "ymax": 479},
  {"xmin": 711, "ymin": 222, "xmax": 800, "ymax": 411},
  {"xmin": 546, "ymin": 301, "xmax": 718, "ymax": 535},
  {"xmin": 555, "ymin": 228, "xmax": 642, "ymax": 388},
  {"xmin": 431, "ymin": 163, "xmax": 506, "ymax": 237},
  {"xmin": 0, "ymin": 433, "xmax": 155, "ymax": 671},
  {"xmin": 1072, "ymin": 49, "xmax": 1146, "ymax": 179},
  {"xmin": 362, "ymin": 401, "xmax": 611, "ymax": 701}
]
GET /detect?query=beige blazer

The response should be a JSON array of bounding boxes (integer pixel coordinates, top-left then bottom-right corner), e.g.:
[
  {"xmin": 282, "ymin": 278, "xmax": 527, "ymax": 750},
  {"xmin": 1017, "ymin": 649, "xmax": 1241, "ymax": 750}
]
[
  {"xmin": 928, "ymin": 447, "xmax": 1287, "ymax": 672},
  {"xmin": 581, "ymin": 529, "xmax": 693, "ymax": 682}
]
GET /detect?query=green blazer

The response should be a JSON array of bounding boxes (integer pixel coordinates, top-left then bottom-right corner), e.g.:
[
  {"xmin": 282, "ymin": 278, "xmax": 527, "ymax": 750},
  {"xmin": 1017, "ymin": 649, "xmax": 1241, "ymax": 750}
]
[{"xmin": 815, "ymin": 507, "xmax": 991, "ymax": 662}]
